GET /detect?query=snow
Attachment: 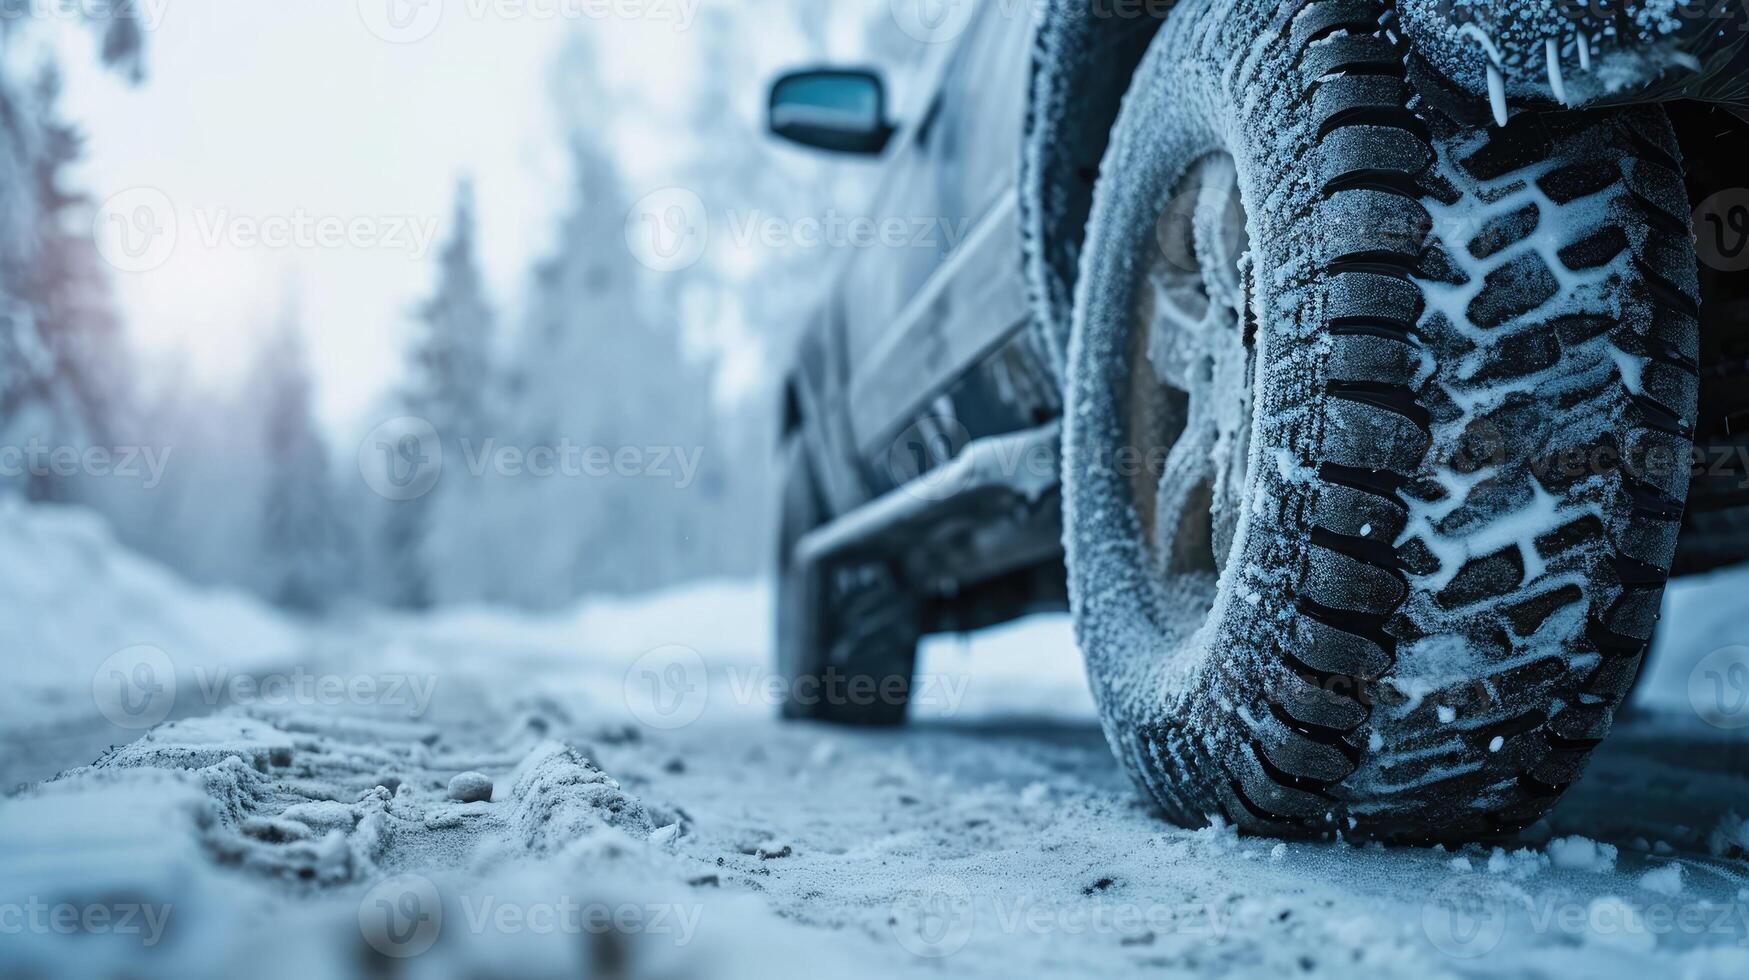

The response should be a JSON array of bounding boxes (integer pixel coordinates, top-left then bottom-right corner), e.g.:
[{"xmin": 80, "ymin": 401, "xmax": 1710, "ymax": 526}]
[
  {"xmin": 0, "ymin": 500, "xmax": 303, "ymax": 787},
  {"xmin": 1638, "ymin": 863, "xmax": 1685, "ymax": 897},
  {"xmin": 1548, "ymin": 835, "xmax": 1620, "ymax": 873},
  {"xmin": 4, "ymin": 509, "xmax": 1749, "ymax": 977}
]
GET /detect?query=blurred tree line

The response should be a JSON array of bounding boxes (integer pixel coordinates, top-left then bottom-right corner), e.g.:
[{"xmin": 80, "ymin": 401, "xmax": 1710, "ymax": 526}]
[{"xmin": 0, "ymin": 1, "xmax": 923, "ymax": 614}]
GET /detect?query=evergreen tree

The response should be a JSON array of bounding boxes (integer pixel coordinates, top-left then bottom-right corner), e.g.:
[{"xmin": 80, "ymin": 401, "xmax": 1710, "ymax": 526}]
[
  {"xmin": 0, "ymin": 66, "xmax": 132, "ymax": 502},
  {"xmin": 406, "ymin": 179, "xmax": 496, "ymax": 445},
  {"xmin": 26, "ymin": 67, "xmax": 130, "ymax": 465},
  {"xmin": 253, "ymin": 296, "xmax": 346, "ymax": 612},
  {"xmin": 0, "ymin": 0, "xmax": 146, "ymax": 462},
  {"xmin": 384, "ymin": 179, "xmax": 497, "ymax": 608}
]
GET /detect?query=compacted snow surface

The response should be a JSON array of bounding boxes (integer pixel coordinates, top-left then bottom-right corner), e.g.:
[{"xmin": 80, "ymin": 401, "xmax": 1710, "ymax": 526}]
[{"xmin": 3, "ymin": 505, "xmax": 1749, "ymax": 978}]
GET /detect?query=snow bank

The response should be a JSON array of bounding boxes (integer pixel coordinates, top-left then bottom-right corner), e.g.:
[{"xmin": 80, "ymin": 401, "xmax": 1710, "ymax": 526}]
[
  {"xmin": 371, "ymin": 578, "xmax": 1094, "ymax": 727},
  {"xmin": 1639, "ymin": 562, "xmax": 1749, "ymax": 715},
  {"xmin": 0, "ymin": 500, "xmax": 300, "ymax": 735}
]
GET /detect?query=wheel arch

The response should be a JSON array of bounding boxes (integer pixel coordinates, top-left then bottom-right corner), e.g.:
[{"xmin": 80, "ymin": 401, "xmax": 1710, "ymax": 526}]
[{"xmin": 1021, "ymin": 1, "xmax": 1176, "ymax": 378}]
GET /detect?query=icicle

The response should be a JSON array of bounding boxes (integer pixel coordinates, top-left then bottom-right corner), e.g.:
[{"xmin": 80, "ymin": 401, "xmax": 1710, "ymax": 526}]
[
  {"xmin": 1577, "ymin": 32, "xmax": 1592, "ymax": 71},
  {"xmin": 1546, "ymin": 38, "xmax": 1568, "ymax": 104},
  {"xmin": 1457, "ymin": 23, "xmax": 1510, "ymax": 127},
  {"xmin": 1486, "ymin": 62, "xmax": 1508, "ymax": 126}
]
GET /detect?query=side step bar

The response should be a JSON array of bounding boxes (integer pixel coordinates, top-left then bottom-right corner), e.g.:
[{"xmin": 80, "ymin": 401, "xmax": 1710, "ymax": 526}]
[{"xmin": 795, "ymin": 422, "xmax": 1062, "ymax": 570}]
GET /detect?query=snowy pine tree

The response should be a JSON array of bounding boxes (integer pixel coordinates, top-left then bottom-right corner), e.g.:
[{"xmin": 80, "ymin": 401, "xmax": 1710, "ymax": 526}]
[
  {"xmin": 0, "ymin": 71, "xmax": 132, "ymax": 503},
  {"xmin": 383, "ymin": 179, "xmax": 498, "ymax": 608},
  {"xmin": 0, "ymin": 71, "xmax": 43, "ymax": 456},
  {"xmin": 252, "ymin": 297, "xmax": 347, "ymax": 612},
  {"xmin": 490, "ymin": 125, "xmax": 721, "ymax": 603},
  {"xmin": 16, "ymin": 66, "xmax": 131, "ymax": 502}
]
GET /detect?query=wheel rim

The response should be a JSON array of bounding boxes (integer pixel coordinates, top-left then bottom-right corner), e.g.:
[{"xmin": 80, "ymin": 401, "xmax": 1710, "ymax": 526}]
[{"xmin": 1125, "ymin": 152, "xmax": 1256, "ymax": 621}]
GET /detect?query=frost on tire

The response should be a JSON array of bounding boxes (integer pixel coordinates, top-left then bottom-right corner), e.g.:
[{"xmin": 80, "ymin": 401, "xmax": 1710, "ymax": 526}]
[{"xmin": 1063, "ymin": 0, "xmax": 1700, "ymax": 843}]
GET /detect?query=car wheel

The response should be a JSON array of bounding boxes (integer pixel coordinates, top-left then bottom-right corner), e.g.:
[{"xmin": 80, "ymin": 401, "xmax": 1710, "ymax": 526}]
[
  {"xmin": 775, "ymin": 438, "xmax": 919, "ymax": 726},
  {"xmin": 1063, "ymin": 0, "xmax": 1700, "ymax": 842}
]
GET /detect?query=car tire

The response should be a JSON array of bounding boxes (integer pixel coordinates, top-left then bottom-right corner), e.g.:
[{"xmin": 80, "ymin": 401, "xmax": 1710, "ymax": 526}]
[
  {"xmin": 1063, "ymin": 0, "xmax": 1700, "ymax": 842},
  {"xmin": 775, "ymin": 438, "xmax": 919, "ymax": 726}
]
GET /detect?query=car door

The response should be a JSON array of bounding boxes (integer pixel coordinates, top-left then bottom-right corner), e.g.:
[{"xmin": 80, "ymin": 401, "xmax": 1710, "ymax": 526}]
[{"xmin": 837, "ymin": 4, "xmax": 1039, "ymax": 467}]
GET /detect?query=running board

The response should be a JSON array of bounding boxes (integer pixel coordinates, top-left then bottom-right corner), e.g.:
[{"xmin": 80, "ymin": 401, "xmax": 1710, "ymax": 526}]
[{"xmin": 795, "ymin": 422, "xmax": 1062, "ymax": 569}]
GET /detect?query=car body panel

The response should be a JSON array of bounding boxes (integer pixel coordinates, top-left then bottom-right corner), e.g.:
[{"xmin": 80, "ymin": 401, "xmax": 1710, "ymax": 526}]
[{"xmin": 786, "ymin": 3, "xmax": 1045, "ymax": 525}]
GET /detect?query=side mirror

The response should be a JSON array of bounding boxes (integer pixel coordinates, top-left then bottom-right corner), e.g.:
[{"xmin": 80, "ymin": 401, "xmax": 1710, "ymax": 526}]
[{"xmin": 767, "ymin": 68, "xmax": 894, "ymax": 156}]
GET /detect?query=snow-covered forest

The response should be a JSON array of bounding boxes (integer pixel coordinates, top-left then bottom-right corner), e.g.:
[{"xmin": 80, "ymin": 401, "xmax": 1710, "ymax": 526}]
[{"xmin": 0, "ymin": 1, "xmax": 913, "ymax": 613}]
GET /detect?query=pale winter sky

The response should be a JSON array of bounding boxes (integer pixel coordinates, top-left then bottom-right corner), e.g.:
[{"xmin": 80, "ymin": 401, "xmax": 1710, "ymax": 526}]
[{"xmin": 44, "ymin": 0, "xmax": 824, "ymax": 442}]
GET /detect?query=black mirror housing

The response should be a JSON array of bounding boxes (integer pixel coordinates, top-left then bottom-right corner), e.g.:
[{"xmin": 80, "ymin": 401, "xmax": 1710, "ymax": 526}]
[{"xmin": 767, "ymin": 68, "xmax": 894, "ymax": 156}]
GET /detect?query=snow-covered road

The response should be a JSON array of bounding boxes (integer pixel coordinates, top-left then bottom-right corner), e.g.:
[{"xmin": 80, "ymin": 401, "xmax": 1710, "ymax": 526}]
[{"xmin": 4, "ymin": 507, "xmax": 1749, "ymax": 978}]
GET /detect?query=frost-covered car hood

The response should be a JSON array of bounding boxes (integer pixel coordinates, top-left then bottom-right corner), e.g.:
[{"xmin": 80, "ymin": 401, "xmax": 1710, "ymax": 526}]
[{"xmin": 1396, "ymin": 0, "xmax": 1749, "ymax": 116}]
